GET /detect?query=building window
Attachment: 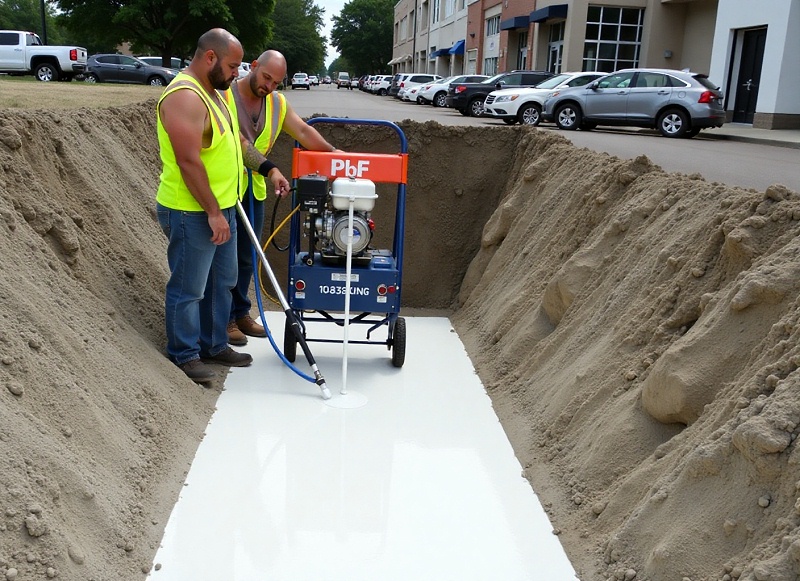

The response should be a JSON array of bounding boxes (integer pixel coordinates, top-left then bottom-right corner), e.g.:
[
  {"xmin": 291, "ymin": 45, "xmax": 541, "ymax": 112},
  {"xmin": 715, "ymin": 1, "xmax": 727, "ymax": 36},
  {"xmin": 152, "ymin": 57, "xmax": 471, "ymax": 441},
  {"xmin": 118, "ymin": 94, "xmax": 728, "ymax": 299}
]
[
  {"xmin": 445, "ymin": 0, "xmax": 456, "ymax": 19},
  {"xmin": 484, "ymin": 56, "xmax": 498, "ymax": 75},
  {"xmin": 583, "ymin": 5, "xmax": 643, "ymax": 72},
  {"xmin": 432, "ymin": 0, "xmax": 441, "ymax": 24},
  {"xmin": 486, "ymin": 15, "xmax": 500, "ymax": 36},
  {"xmin": 400, "ymin": 16, "xmax": 408, "ymax": 40}
]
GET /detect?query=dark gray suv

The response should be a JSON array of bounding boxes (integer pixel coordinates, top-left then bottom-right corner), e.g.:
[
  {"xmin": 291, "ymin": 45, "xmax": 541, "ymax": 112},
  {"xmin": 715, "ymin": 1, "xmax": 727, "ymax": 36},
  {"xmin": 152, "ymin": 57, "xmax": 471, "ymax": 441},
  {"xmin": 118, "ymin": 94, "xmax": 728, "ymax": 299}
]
[
  {"xmin": 446, "ymin": 70, "xmax": 554, "ymax": 117},
  {"xmin": 542, "ymin": 68, "xmax": 725, "ymax": 138},
  {"xmin": 84, "ymin": 54, "xmax": 177, "ymax": 86}
]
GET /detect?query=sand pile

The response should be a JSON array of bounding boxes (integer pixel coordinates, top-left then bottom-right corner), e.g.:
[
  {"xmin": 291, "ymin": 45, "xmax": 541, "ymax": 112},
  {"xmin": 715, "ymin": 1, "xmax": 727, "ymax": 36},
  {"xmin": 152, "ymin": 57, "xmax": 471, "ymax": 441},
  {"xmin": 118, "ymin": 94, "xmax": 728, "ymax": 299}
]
[{"xmin": 0, "ymin": 101, "xmax": 798, "ymax": 581}]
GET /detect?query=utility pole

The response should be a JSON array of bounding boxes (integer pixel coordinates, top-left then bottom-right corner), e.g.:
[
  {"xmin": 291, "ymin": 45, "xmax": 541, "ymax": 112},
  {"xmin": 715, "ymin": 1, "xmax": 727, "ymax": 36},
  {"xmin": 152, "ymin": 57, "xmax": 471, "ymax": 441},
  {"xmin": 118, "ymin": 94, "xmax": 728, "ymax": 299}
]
[{"xmin": 39, "ymin": 0, "xmax": 48, "ymax": 44}]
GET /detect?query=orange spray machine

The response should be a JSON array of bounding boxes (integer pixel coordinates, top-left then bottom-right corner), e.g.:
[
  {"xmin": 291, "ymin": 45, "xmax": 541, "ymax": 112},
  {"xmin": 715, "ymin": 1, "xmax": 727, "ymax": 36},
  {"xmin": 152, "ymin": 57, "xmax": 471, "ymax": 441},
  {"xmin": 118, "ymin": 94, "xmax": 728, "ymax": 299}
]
[{"xmin": 284, "ymin": 119, "xmax": 407, "ymax": 367}]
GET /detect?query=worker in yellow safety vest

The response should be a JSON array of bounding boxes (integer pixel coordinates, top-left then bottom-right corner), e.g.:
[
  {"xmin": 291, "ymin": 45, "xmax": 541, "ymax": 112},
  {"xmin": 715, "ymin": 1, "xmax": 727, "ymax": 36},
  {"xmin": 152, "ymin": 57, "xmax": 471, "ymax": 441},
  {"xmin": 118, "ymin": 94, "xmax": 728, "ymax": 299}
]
[
  {"xmin": 156, "ymin": 30, "xmax": 290, "ymax": 383},
  {"xmin": 228, "ymin": 49, "xmax": 339, "ymax": 346}
]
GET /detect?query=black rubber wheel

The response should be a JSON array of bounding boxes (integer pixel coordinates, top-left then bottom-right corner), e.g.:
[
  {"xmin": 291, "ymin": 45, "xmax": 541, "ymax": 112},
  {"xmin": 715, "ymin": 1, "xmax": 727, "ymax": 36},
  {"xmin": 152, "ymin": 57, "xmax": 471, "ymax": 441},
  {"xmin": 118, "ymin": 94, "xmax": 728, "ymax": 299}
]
[
  {"xmin": 458, "ymin": 108, "xmax": 470, "ymax": 116},
  {"xmin": 502, "ymin": 118, "xmax": 517, "ymax": 125},
  {"xmin": 433, "ymin": 91, "xmax": 447, "ymax": 107},
  {"xmin": 391, "ymin": 317, "xmax": 406, "ymax": 368},
  {"xmin": 148, "ymin": 76, "xmax": 166, "ymax": 86},
  {"xmin": 518, "ymin": 103, "xmax": 542, "ymax": 126},
  {"xmin": 378, "ymin": 88, "xmax": 387, "ymax": 96},
  {"xmin": 658, "ymin": 108, "xmax": 689, "ymax": 138},
  {"xmin": 284, "ymin": 317, "xmax": 297, "ymax": 363},
  {"xmin": 468, "ymin": 98, "xmax": 484, "ymax": 117},
  {"xmin": 580, "ymin": 122, "xmax": 597, "ymax": 131},
  {"xmin": 555, "ymin": 103, "xmax": 582, "ymax": 130},
  {"xmin": 84, "ymin": 73, "xmax": 99, "ymax": 83},
  {"xmin": 685, "ymin": 127, "xmax": 702, "ymax": 138},
  {"xmin": 34, "ymin": 62, "xmax": 59, "ymax": 82}
]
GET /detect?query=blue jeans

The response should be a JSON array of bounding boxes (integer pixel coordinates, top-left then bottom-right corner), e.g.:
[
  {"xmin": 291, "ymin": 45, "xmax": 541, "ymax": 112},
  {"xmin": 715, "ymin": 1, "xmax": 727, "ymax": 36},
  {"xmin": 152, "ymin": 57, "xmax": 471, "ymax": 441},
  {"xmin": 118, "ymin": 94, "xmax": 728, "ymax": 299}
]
[
  {"xmin": 157, "ymin": 204, "xmax": 238, "ymax": 365},
  {"xmin": 231, "ymin": 189, "xmax": 264, "ymax": 321}
]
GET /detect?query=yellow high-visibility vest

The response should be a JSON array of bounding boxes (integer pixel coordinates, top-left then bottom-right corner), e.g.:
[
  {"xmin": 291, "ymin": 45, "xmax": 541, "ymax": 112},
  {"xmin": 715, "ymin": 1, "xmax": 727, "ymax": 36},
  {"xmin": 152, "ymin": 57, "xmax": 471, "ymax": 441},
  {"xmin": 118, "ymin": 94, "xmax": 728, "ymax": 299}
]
[
  {"xmin": 248, "ymin": 91, "xmax": 287, "ymax": 201},
  {"xmin": 156, "ymin": 72, "xmax": 243, "ymax": 211}
]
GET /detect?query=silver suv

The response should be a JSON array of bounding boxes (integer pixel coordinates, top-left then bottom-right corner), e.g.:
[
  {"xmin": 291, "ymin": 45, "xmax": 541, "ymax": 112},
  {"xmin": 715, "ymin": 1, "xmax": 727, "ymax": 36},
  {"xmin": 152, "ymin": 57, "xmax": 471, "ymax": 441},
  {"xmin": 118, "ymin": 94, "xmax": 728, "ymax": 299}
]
[{"xmin": 542, "ymin": 68, "xmax": 725, "ymax": 138}]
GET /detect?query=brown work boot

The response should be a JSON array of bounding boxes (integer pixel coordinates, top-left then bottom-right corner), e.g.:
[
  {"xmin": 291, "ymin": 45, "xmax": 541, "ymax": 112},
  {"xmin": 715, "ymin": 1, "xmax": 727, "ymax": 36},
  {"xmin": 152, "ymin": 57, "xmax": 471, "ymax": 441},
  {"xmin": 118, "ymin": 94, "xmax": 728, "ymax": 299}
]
[
  {"xmin": 227, "ymin": 320, "xmax": 248, "ymax": 346},
  {"xmin": 201, "ymin": 347, "xmax": 253, "ymax": 367},
  {"xmin": 178, "ymin": 359, "xmax": 215, "ymax": 384},
  {"xmin": 236, "ymin": 315, "xmax": 267, "ymax": 338}
]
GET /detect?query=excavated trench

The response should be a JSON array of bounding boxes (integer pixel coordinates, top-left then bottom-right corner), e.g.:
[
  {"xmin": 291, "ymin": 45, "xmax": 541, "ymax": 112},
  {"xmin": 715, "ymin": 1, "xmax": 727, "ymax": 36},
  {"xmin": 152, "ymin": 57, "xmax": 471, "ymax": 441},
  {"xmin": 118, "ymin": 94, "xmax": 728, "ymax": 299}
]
[{"xmin": 2, "ymin": 101, "xmax": 800, "ymax": 581}]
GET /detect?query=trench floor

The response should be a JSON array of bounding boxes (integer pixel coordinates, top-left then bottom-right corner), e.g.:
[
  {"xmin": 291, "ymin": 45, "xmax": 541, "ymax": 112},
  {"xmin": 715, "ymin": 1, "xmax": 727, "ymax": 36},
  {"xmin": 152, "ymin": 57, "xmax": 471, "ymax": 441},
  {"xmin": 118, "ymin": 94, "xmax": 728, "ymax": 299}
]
[{"xmin": 147, "ymin": 313, "xmax": 577, "ymax": 580}]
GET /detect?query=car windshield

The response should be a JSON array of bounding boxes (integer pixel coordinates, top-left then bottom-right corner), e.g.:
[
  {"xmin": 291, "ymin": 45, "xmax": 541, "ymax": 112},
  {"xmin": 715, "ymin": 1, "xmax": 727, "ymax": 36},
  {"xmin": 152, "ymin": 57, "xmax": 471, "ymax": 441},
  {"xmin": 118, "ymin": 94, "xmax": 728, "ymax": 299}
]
[
  {"xmin": 481, "ymin": 74, "xmax": 506, "ymax": 85},
  {"xmin": 534, "ymin": 74, "xmax": 571, "ymax": 89}
]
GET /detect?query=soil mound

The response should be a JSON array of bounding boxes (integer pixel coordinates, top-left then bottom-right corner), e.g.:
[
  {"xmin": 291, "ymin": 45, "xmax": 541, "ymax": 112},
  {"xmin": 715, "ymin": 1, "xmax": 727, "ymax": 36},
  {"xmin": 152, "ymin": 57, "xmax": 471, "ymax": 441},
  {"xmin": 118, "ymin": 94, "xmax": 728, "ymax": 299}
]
[{"xmin": 1, "ymin": 101, "xmax": 799, "ymax": 581}]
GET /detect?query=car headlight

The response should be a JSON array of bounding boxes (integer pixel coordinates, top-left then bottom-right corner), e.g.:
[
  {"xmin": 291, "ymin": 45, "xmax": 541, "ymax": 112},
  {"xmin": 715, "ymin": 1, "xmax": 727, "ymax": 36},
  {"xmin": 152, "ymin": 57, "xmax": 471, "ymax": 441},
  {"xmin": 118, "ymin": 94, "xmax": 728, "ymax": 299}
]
[{"xmin": 494, "ymin": 95, "xmax": 519, "ymax": 103}]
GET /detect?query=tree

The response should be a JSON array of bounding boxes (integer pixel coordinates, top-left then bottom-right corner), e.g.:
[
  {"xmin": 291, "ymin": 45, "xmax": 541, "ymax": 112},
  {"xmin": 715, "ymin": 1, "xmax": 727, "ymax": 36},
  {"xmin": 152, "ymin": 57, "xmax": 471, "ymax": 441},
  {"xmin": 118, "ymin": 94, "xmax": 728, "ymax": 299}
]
[
  {"xmin": 0, "ymin": 0, "xmax": 76, "ymax": 45},
  {"xmin": 54, "ymin": 0, "xmax": 276, "ymax": 63},
  {"xmin": 268, "ymin": 0, "xmax": 325, "ymax": 76},
  {"xmin": 330, "ymin": 0, "xmax": 392, "ymax": 75}
]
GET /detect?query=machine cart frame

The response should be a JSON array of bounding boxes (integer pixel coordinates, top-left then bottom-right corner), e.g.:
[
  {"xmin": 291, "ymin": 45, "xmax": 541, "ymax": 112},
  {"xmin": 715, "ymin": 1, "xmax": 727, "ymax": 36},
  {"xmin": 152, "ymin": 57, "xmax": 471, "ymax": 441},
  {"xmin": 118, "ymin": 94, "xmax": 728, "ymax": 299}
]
[{"xmin": 283, "ymin": 118, "xmax": 408, "ymax": 367}]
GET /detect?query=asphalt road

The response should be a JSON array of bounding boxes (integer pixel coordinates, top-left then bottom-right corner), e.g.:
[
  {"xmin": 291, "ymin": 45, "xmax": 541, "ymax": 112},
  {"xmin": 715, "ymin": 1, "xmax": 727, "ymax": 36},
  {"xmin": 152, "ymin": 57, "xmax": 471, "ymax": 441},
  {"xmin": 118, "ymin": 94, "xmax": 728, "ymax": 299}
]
[{"xmin": 288, "ymin": 84, "xmax": 798, "ymax": 193}]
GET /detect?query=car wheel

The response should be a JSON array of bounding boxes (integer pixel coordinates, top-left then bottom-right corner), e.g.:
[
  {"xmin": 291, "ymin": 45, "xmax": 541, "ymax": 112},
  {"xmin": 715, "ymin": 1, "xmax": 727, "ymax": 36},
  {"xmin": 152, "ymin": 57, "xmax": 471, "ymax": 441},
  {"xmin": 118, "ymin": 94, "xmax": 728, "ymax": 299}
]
[
  {"xmin": 34, "ymin": 62, "xmax": 59, "ymax": 82},
  {"xmin": 518, "ymin": 103, "xmax": 542, "ymax": 126},
  {"xmin": 148, "ymin": 76, "xmax": 166, "ymax": 86},
  {"xmin": 378, "ymin": 88, "xmax": 387, "ymax": 96},
  {"xmin": 580, "ymin": 122, "xmax": 597, "ymax": 131},
  {"xmin": 468, "ymin": 98, "xmax": 484, "ymax": 117},
  {"xmin": 555, "ymin": 103, "xmax": 582, "ymax": 130},
  {"xmin": 658, "ymin": 108, "xmax": 689, "ymax": 138},
  {"xmin": 83, "ymin": 73, "xmax": 99, "ymax": 83},
  {"xmin": 458, "ymin": 108, "xmax": 470, "ymax": 117},
  {"xmin": 434, "ymin": 92, "xmax": 447, "ymax": 107}
]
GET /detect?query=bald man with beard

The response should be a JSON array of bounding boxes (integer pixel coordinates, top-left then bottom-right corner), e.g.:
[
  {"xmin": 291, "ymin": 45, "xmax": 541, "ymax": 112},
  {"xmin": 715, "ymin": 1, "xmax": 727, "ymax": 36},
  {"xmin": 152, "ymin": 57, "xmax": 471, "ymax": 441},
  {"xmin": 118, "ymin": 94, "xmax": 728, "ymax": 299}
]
[{"xmin": 227, "ymin": 50, "xmax": 339, "ymax": 345}]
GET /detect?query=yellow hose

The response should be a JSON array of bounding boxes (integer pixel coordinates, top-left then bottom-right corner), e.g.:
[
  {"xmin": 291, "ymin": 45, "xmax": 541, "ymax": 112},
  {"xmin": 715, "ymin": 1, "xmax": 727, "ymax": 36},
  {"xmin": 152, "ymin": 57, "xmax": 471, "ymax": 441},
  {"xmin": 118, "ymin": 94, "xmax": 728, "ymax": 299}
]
[{"xmin": 258, "ymin": 204, "xmax": 301, "ymax": 305}]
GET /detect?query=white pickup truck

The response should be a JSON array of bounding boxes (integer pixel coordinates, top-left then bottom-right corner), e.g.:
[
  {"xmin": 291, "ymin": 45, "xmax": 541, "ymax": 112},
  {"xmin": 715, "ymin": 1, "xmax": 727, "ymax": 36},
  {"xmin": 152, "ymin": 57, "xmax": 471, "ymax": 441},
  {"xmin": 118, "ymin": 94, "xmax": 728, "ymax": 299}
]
[{"xmin": 0, "ymin": 30, "xmax": 88, "ymax": 81}]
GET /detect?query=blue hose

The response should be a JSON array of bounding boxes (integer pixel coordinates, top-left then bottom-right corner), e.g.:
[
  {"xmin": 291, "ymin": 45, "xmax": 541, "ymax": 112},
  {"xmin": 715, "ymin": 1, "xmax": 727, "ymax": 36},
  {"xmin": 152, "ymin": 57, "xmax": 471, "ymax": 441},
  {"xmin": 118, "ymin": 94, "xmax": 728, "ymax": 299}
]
[{"xmin": 245, "ymin": 171, "xmax": 316, "ymax": 384}]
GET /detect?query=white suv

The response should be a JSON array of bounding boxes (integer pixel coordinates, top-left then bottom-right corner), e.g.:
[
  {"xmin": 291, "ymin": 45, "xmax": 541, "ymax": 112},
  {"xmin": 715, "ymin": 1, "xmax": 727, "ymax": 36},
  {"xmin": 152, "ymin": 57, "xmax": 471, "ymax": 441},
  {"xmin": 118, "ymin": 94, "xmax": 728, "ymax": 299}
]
[
  {"xmin": 291, "ymin": 72, "xmax": 310, "ymax": 90},
  {"xmin": 370, "ymin": 75, "xmax": 393, "ymax": 96},
  {"xmin": 484, "ymin": 72, "xmax": 604, "ymax": 125}
]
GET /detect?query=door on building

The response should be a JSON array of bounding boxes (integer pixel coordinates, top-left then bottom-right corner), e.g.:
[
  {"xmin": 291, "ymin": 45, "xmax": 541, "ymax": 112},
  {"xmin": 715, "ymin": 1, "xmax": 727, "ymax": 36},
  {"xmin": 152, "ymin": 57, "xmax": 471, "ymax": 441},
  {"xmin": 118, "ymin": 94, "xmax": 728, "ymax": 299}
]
[
  {"xmin": 547, "ymin": 23, "xmax": 565, "ymax": 73},
  {"xmin": 732, "ymin": 27, "xmax": 766, "ymax": 124},
  {"xmin": 516, "ymin": 31, "xmax": 528, "ymax": 70}
]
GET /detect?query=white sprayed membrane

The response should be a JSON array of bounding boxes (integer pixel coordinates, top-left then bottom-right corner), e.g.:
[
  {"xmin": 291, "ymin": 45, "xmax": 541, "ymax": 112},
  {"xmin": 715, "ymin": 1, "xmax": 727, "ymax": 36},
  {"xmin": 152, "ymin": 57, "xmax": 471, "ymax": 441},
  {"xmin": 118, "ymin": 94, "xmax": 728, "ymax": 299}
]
[{"xmin": 148, "ymin": 313, "xmax": 578, "ymax": 581}]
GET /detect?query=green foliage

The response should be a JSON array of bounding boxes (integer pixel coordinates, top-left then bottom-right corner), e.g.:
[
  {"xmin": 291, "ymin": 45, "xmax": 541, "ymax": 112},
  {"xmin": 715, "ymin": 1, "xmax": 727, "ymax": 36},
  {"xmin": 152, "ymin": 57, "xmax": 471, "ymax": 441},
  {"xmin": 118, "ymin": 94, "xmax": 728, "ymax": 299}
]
[
  {"xmin": 327, "ymin": 55, "xmax": 351, "ymax": 77},
  {"xmin": 0, "ymin": 0, "xmax": 75, "ymax": 45},
  {"xmin": 53, "ymin": 0, "xmax": 276, "ymax": 62},
  {"xmin": 330, "ymin": 0, "xmax": 392, "ymax": 75},
  {"xmin": 268, "ymin": 0, "xmax": 325, "ymax": 76}
]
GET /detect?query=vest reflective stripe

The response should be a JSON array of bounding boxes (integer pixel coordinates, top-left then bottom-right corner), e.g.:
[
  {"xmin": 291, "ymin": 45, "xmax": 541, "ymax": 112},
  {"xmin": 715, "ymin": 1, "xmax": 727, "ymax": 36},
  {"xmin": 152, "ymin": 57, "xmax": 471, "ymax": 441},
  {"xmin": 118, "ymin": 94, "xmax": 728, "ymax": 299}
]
[
  {"xmin": 156, "ymin": 73, "xmax": 242, "ymax": 212},
  {"xmin": 249, "ymin": 91, "xmax": 287, "ymax": 201}
]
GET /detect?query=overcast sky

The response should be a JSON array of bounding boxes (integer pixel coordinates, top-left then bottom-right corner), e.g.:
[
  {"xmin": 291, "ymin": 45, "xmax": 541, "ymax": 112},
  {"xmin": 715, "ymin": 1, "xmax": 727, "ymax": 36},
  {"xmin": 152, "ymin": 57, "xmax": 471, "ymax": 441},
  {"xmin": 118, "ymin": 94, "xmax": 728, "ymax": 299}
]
[{"xmin": 318, "ymin": 0, "xmax": 346, "ymax": 66}]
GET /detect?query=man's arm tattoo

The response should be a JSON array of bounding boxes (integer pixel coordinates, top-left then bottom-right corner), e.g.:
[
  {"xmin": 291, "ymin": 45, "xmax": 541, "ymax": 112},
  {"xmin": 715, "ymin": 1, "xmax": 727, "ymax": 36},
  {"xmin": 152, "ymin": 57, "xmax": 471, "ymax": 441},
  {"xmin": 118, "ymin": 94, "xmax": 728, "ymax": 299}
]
[{"xmin": 242, "ymin": 141, "xmax": 267, "ymax": 170}]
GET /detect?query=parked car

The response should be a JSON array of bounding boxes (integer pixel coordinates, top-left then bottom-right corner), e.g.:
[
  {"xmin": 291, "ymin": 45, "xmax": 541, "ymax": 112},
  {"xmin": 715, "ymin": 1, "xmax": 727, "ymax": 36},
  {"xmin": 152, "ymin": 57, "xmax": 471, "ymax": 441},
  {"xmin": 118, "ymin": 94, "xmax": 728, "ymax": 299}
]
[
  {"xmin": 0, "ymin": 30, "xmax": 87, "ymax": 81},
  {"xmin": 391, "ymin": 73, "xmax": 442, "ymax": 99},
  {"xmin": 484, "ymin": 72, "xmax": 605, "ymax": 125},
  {"xmin": 291, "ymin": 72, "xmax": 310, "ymax": 90},
  {"xmin": 237, "ymin": 62, "xmax": 251, "ymax": 77},
  {"xmin": 309, "ymin": 75, "xmax": 319, "ymax": 86},
  {"xmin": 542, "ymin": 68, "xmax": 725, "ymax": 138},
  {"xmin": 84, "ymin": 54, "xmax": 177, "ymax": 85},
  {"xmin": 417, "ymin": 75, "xmax": 489, "ymax": 107},
  {"xmin": 137, "ymin": 56, "xmax": 186, "ymax": 70},
  {"xmin": 370, "ymin": 75, "xmax": 393, "ymax": 96},
  {"xmin": 337, "ymin": 72, "xmax": 352, "ymax": 89},
  {"xmin": 322, "ymin": 75, "xmax": 332, "ymax": 84},
  {"xmin": 446, "ymin": 70, "xmax": 554, "ymax": 117}
]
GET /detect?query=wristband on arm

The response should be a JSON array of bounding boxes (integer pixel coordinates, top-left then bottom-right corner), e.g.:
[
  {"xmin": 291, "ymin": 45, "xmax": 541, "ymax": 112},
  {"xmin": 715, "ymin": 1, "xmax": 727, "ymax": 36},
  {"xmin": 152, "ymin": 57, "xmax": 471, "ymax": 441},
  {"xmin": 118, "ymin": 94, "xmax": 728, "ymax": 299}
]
[{"xmin": 258, "ymin": 159, "xmax": 277, "ymax": 176}]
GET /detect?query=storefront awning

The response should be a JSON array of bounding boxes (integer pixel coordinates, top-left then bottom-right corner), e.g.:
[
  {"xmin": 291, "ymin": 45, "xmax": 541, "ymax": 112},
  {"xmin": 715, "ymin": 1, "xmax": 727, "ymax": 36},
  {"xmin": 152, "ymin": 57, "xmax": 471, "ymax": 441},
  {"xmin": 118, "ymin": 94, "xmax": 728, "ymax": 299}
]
[
  {"xmin": 431, "ymin": 48, "xmax": 451, "ymax": 57},
  {"xmin": 529, "ymin": 3, "xmax": 568, "ymax": 23},
  {"xmin": 500, "ymin": 15, "xmax": 530, "ymax": 30},
  {"xmin": 448, "ymin": 39, "xmax": 465, "ymax": 55}
]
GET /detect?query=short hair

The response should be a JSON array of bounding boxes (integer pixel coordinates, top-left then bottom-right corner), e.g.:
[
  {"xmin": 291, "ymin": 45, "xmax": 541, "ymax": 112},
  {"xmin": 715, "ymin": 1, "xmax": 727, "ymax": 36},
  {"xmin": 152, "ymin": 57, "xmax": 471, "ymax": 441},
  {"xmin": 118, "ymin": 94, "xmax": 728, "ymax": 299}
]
[{"xmin": 196, "ymin": 28, "xmax": 239, "ymax": 59}]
